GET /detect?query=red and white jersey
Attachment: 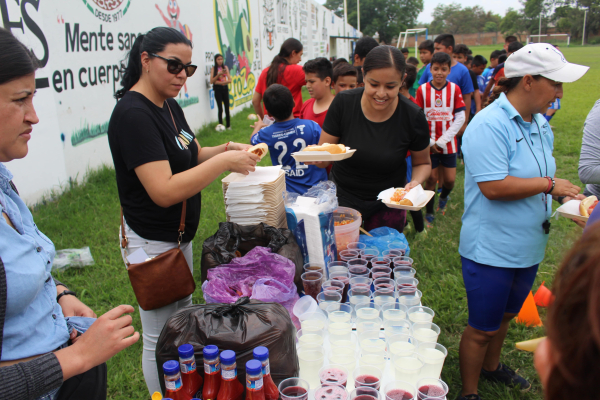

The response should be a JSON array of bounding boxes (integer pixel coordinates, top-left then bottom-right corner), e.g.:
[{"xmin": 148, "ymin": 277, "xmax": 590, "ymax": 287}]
[{"xmin": 415, "ymin": 81, "xmax": 466, "ymax": 154}]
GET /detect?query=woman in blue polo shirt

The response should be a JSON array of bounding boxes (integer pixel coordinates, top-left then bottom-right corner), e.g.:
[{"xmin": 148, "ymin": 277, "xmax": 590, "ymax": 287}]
[{"xmin": 456, "ymin": 43, "xmax": 588, "ymax": 400}]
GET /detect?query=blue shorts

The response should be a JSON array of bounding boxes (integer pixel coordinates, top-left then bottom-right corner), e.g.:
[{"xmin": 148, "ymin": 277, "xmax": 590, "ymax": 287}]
[
  {"xmin": 431, "ymin": 153, "xmax": 457, "ymax": 169},
  {"xmin": 461, "ymin": 256, "xmax": 539, "ymax": 332}
]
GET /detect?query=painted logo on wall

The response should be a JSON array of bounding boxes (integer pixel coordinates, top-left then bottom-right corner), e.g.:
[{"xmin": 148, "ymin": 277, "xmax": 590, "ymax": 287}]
[
  {"xmin": 214, "ymin": 0, "xmax": 257, "ymax": 108},
  {"xmin": 263, "ymin": 0, "xmax": 276, "ymax": 50},
  {"xmin": 81, "ymin": 0, "xmax": 131, "ymax": 22}
]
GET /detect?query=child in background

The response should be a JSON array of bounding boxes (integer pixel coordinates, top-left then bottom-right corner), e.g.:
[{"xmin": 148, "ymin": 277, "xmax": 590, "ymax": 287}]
[
  {"xmin": 300, "ymin": 57, "xmax": 334, "ymax": 127},
  {"xmin": 332, "ymin": 63, "xmax": 358, "ymax": 94},
  {"xmin": 470, "ymin": 55, "xmax": 487, "ymax": 118},
  {"xmin": 332, "ymin": 57, "xmax": 348, "ymax": 68},
  {"xmin": 482, "ymin": 49, "xmax": 502, "ymax": 85},
  {"xmin": 401, "ymin": 47, "xmax": 409, "ymax": 59},
  {"xmin": 411, "ymin": 40, "xmax": 434, "ymax": 97},
  {"xmin": 250, "ymin": 84, "xmax": 327, "ymax": 194},
  {"xmin": 415, "ymin": 52, "xmax": 466, "ymax": 226},
  {"xmin": 407, "ymin": 57, "xmax": 420, "ymax": 67},
  {"xmin": 399, "ymin": 64, "xmax": 418, "ymax": 104},
  {"xmin": 453, "ymin": 44, "xmax": 480, "ymax": 115}
]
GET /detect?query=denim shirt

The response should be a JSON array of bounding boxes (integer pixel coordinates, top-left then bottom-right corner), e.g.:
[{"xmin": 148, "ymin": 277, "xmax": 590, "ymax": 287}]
[{"xmin": 0, "ymin": 163, "xmax": 70, "ymax": 361}]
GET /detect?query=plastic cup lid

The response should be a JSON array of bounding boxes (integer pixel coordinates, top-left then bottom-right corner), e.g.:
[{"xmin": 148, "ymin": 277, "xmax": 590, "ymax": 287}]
[
  {"xmin": 246, "ymin": 359, "xmax": 263, "ymax": 375},
  {"xmin": 253, "ymin": 346, "xmax": 269, "ymax": 361},
  {"xmin": 203, "ymin": 345, "xmax": 219, "ymax": 358},
  {"xmin": 163, "ymin": 360, "xmax": 180, "ymax": 374},
  {"xmin": 178, "ymin": 344, "xmax": 195, "ymax": 359},
  {"xmin": 220, "ymin": 350, "xmax": 236, "ymax": 364}
]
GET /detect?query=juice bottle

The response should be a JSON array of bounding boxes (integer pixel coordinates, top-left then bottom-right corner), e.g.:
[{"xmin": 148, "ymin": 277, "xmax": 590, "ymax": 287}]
[
  {"xmin": 217, "ymin": 350, "xmax": 245, "ymax": 400},
  {"xmin": 252, "ymin": 347, "xmax": 278, "ymax": 400},
  {"xmin": 178, "ymin": 344, "xmax": 203, "ymax": 397},
  {"xmin": 245, "ymin": 359, "xmax": 265, "ymax": 400},
  {"xmin": 203, "ymin": 345, "xmax": 222, "ymax": 400},
  {"xmin": 163, "ymin": 360, "xmax": 191, "ymax": 400}
]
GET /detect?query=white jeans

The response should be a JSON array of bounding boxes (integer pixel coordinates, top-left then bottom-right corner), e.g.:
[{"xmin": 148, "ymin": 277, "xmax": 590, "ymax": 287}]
[{"xmin": 119, "ymin": 222, "xmax": 193, "ymax": 396}]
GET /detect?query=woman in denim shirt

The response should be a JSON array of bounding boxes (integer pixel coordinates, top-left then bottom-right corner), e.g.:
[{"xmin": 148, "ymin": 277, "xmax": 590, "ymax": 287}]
[{"xmin": 0, "ymin": 28, "xmax": 139, "ymax": 400}]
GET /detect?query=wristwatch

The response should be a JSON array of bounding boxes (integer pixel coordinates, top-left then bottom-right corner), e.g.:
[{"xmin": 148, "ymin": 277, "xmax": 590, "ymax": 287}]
[{"xmin": 57, "ymin": 290, "xmax": 77, "ymax": 303}]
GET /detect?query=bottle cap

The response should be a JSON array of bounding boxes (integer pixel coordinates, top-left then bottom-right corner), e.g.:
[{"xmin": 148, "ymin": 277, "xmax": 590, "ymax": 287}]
[
  {"xmin": 203, "ymin": 345, "xmax": 219, "ymax": 359},
  {"xmin": 253, "ymin": 346, "xmax": 269, "ymax": 361},
  {"xmin": 163, "ymin": 360, "xmax": 180, "ymax": 375},
  {"xmin": 178, "ymin": 344, "xmax": 195, "ymax": 359},
  {"xmin": 220, "ymin": 350, "xmax": 236, "ymax": 364},
  {"xmin": 246, "ymin": 359, "xmax": 262, "ymax": 375}
]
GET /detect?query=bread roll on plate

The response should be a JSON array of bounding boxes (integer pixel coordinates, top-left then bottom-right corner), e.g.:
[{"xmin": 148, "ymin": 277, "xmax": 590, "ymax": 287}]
[
  {"xmin": 302, "ymin": 143, "xmax": 347, "ymax": 154},
  {"xmin": 579, "ymin": 195, "xmax": 598, "ymax": 217},
  {"xmin": 389, "ymin": 188, "xmax": 413, "ymax": 206}
]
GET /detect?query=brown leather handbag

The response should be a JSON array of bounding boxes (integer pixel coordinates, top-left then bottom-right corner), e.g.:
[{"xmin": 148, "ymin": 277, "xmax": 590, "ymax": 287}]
[{"xmin": 120, "ymin": 201, "xmax": 196, "ymax": 311}]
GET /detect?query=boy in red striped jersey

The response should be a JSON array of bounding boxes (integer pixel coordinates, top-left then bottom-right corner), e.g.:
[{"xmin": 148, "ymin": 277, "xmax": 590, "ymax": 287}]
[{"xmin": 415, "ymin": 52, "xmax": 466, "ymax": 226}]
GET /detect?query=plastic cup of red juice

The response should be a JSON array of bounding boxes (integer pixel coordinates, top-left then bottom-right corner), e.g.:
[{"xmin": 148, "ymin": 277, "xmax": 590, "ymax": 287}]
[
  {"xmin": 384, "ymin": 380, "xmax": 417, "ymax": 400},
  {"xmin": 415, "ymin": 378, "xmax": 448, "ymax": 400},
  {"xmin": 319, "ymin": 365, "xmax": 349, "ymax": 387},
  {"xmin": 279, "ymin": 377, "xmax": 310, "ymax": 400}
]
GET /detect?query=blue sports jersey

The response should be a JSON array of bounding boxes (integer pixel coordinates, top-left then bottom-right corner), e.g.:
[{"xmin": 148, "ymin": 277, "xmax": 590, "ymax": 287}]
[
  {"xmin": 251, "ymin": 118, "xmax": 327, "ymax": 194},
  {"xmin": 472, "ymin": 74, "xmax": 487, "ymax": 114},
  {"xmin": 419, "ymin": 61, "xmax": 474, "ymax": 95}
]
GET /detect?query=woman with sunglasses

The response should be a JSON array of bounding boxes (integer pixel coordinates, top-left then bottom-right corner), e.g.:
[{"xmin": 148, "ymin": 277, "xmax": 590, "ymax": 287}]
[
  {"xmin": 210, "ymin": 54, "xmax": 232, "ymax": 129},
  {"xmin": 107, "ymin": 27, "xmax": 259, "ymax": 395}
]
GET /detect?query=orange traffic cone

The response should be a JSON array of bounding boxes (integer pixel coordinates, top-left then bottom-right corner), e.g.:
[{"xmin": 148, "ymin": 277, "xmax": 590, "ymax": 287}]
[
  {"xmin": 534, "ymin": 281, "xmax": 555, "ymax": 307},
  {"xmin": 516, "ymin": 291, "xmax": 543, "ymax": 327}
]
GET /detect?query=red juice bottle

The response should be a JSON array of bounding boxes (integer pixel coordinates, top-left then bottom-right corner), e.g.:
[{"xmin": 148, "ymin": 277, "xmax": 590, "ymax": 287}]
[
  {"xmin": 217, "ymin": 350, "xmax": 245, "ymax": 400},
  {"xmin": 178, "ymin": 344, "xmax": 203, "ymax": 397},
  {"xmin": 163, "ymin": 360, "xmax": 192, "ymax": 400},
  {"xmin": 252, "ymin": 347, "xmax": 278, "ymax": 400},
  {"xmin": 245, "ymin": 359, "xmax": 265, "ymax": 400},
  {"xmin": 203, "ymin": 345, "xmax": 222, "ymax": 400}
]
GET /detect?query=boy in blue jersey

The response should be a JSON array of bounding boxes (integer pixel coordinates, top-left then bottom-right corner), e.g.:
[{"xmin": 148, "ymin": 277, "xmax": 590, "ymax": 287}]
[{"xmin": 250, "ymin": 84, "xmax": 327, "ymax": 194}]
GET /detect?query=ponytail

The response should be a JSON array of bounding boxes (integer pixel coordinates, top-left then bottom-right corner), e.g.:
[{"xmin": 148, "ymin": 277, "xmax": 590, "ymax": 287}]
[
  {"xmin": 115, "ymin": 27, "xmax": 193, "ymax": 99},
  {"xmin": 485, "ymin": 75, "xmax": 541, "ymax": 108},
  {"xmin": 266, "ymin": 38, "xmax": 303, "ymax": 87}
]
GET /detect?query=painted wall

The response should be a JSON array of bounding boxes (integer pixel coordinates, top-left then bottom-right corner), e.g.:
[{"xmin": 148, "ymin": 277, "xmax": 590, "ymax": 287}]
[{"xmin": 1, "ymin": 0, "xmax": 359, "ymax": 204}]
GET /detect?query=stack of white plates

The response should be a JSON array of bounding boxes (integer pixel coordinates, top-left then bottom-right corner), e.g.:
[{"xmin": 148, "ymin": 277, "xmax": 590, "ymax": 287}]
[{"xmin": 221, "ymin": 166, "xmax": 288, "ymax": 229}]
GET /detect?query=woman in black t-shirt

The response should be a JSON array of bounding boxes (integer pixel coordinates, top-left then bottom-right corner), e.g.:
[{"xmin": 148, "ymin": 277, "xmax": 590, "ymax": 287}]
[
  {"xmin": 107, "ymin": 27, "xmax": 259, "ymax": 395},
  {"xmin": 315, "ymin": 46, "xmax": 431, "ymax": 232}
]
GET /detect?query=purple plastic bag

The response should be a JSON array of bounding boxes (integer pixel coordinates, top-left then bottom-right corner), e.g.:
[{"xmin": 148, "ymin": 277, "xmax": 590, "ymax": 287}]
[
  {"xmin": 203, "ymin": 247, "xmax": 296, "ymax": 304},
  {"xmin": 251, "ymin": 279, "xmax": 301, "ymax": 329}
]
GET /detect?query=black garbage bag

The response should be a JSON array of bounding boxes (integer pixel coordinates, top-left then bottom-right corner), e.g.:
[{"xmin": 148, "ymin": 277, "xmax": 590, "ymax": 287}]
[
  {"xmin": 155, "ymin": 297, "xmax": 299, "ymax": 394},
  {"xmin": 202, "ymin": 222, "xmax": 304, "ymax": 290}
]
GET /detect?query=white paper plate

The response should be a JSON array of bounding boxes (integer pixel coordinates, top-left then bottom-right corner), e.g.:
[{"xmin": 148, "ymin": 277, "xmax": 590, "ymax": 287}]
[
  {"xmin": 291, "ymin": 148, "xmax": 356, "ymax": 162},
  {"xmin": 382, "ymin": 190, "xmax": 436, "ymax": 211},
  {"xmin": 556, "ymin": 200, "xmax": 589, "ymax": 222}
]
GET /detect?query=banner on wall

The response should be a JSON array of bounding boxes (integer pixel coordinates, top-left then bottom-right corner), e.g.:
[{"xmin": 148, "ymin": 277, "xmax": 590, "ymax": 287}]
[{"xmin": 1, "ymin": 0, "xmax": 359, "ymax": 204}]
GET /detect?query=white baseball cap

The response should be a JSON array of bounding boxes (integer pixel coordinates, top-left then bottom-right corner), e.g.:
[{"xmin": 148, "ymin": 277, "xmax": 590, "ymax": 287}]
[{"xmin": 505, "ymin": 43, "xmax": 589, "ymax": 83}]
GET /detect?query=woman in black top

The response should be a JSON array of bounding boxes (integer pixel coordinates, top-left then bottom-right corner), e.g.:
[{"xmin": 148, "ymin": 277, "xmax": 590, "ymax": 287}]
[
  {"xmin": 210, "ymin": 54, "xmax": 232, "ymax": 129},
  {"xmin": 315, "ymin": 46, "xmax": 431, "ymax": 231},
  {"xmin": 107, "ymin": 27, "xmax": 258, "ymax": 395}
]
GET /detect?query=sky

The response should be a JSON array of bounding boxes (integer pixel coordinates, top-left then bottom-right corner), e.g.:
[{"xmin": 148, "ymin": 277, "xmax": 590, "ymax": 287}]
[{"xmin": 313, "ymin": 0, "xmax": 522, "ymax": 23}]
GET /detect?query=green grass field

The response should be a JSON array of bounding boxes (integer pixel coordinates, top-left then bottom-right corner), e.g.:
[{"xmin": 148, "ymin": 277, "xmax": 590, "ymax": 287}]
[{"xmin": 29, "ymin": 45, "xmax": 599, "ymax": 399}]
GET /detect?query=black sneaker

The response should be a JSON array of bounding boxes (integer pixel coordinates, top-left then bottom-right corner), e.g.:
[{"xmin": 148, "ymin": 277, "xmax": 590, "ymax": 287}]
[
  {"xmin": 455, "ymin": 394, "xmax": 481, "ymax": 400},
  {"xmin": 481, "ymin": 363, "xmax": 531, "ymax": 391}
]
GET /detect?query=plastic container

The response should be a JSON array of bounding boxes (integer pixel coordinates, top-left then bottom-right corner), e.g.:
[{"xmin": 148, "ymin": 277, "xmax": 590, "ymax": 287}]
[
  {"xmin": 203, "ymin": 345, "xmax": 221, "ymax": 400},
  {"xmin": 253, "ymin": 346, "xmax": 279, "ymax": 400},
  {"xmin": 246, "ymin": 359, "xmax": 266, "ymax": 400},
  {"xmin": 163, "ymin": 360, "xmax": 189, "ymax": 400},
  {"xmin": 293, "ymin": 294, "xmax": 324, "ymax": 319},
  {"xmin": 178, "ymin": 344, "xmax": 203, "ymax": 398},
  {"xmin": 218, "ymin": 350, "xmax": 245, "ymax": 400},
  {"xmin": 333, "ymin": 207, "xmax": 362, "ymax": 252}
]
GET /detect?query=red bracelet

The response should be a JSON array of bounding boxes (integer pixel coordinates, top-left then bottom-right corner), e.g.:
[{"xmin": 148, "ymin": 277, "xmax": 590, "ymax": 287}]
[
  {"xmin": 545, "ymin": 177, "xmax": 553, "ymax": 194},
  {"xmin": 225, "ymin": 141, "xmax": 233, "ymax": 152}
]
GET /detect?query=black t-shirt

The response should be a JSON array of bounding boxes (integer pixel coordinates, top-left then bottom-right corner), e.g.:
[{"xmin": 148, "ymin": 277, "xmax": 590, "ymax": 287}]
[
  {"xmin": 108, "ymin": 91, "xmax": 201, "ymax": 242},
  {"xmin": 468, "ymin": 69, "xmax": 478, "ymax": 92},
  {"xmin": 322, "ymin": 88, "xmax": 430, "ymax": 201}
]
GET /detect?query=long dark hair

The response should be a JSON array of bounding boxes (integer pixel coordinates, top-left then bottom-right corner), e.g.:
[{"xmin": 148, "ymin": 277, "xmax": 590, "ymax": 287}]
[
  {"xmin": 115, "ymin": 27, "xmax": 193, "ymax": 99},
  {"xmin": 213, "ymin": 53, "xmax": 224, "ymax": 76},
  {"xmin": 0, "ymin": 27, "xmax": 38, "ymax": 85},
  {"xmin": 363, "ymin": 45, "xmax": 406, "ymax": 77},
  {"xmin": 266, "ymin": 38, "xmax": 303, "ymax": 87},
  {"xmin": 545, "ymin": 223, "xmax": 600, "ymax": 400},
  {"xmin": 485, "ymin": 75, "xmax": 541, "ymax": 107}
]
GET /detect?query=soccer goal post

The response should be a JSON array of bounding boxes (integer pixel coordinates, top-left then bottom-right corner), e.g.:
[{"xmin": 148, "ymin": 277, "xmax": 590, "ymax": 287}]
[
  {"xmin": 527, "ymin": 34, "xmax": 571, "ymax": 47},
  {"xmin": 397, "ymin": 28, "xmax": 428, "ymax": 55}
]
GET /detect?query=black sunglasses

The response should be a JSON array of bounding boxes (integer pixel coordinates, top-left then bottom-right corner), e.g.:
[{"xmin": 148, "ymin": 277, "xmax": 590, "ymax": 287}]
[{"xmin": 151, "ymin": 53, "xmax": 197, "ymax": 77}]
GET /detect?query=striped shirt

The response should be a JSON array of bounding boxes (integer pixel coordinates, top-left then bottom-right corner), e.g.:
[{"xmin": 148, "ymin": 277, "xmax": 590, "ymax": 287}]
[{"xmin": 415, "ymin": 81, "xmax": 466, "ymax": 154}]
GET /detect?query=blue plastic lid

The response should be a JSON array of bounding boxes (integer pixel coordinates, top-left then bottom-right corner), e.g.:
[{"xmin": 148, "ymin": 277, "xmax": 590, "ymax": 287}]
[
  {"xmin": 203, "ymin": 345, "xmax": 219, "ymax": 358},
  {"xmin": 246, "ymin": 359, "xmax": 262, "ymax": 375},
  {"xmin": 178, "ymin": 344, "xmax": 195, "ymax": 359},
  {"xmin": 253, "ymin": 346, "xmax": 269, "ymax": 361},
  {"xmin": 220, "ymin": 350, "xmax": 236, "ymax": 364},
  {"xmin": 163, "ymin": 360, "xmax": 180, "ymax": 375}
]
